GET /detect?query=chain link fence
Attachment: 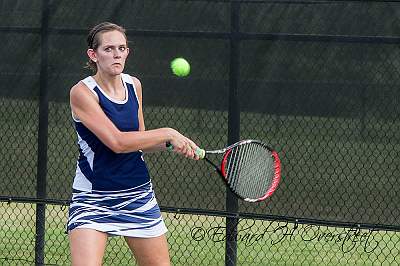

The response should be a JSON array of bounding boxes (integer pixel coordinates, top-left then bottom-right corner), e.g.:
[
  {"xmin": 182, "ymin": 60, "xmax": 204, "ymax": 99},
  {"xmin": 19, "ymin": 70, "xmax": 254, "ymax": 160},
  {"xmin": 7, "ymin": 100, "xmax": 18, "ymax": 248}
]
[{"xmin": 1, "ymin": 0, "xmax": 400, "ymax": 265}]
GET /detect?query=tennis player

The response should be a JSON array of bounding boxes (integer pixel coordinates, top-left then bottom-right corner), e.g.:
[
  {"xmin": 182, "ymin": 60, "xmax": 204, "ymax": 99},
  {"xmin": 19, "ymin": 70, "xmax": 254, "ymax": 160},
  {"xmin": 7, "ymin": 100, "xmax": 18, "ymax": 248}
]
[{"xmin": 67, "ymin": 22, "xmax": 199, "ymax": 266}]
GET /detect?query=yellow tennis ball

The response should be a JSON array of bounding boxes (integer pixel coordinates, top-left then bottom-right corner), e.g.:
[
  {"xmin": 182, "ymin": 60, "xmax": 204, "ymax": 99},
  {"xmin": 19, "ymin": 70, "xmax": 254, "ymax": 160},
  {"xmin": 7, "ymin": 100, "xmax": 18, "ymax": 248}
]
[{"xmin": 171, "ymin": 57, "xmax": 190, "ymax": 77}]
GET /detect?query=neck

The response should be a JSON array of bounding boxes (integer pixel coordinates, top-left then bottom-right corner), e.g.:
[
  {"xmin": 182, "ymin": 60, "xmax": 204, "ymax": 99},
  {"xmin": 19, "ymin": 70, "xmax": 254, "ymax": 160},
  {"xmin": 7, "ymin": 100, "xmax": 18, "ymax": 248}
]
[{"xmin": 93, "ymin": 72, "xmax": 123, "ymax": 94}]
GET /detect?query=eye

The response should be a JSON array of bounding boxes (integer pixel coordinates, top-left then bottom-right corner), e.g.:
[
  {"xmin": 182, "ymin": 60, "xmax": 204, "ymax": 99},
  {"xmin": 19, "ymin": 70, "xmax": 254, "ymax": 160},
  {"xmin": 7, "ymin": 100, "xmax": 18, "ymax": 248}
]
[
  {"xmin": 119, "ymin": 46, "xmax": 126, "ymax": 52},
  {"xmin": 104, "ymin": 47, "xmax": 112, "ymax": 52}
]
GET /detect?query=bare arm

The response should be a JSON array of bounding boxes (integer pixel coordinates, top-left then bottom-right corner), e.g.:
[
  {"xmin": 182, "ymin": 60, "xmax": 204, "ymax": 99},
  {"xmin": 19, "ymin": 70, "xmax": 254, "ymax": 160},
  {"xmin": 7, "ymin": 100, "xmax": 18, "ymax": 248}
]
[{"xmin": 70, "ymin": 81, "xmax": 198, "ymax": 158}]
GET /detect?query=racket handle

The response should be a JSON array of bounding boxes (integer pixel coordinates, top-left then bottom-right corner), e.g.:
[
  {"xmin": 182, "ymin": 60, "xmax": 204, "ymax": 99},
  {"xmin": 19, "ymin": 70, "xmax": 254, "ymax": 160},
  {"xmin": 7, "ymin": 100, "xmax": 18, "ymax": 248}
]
[
  {"xmin": 167, "ymin": 142, "xmax": 205, "ymax": 159},
  {"xmin": 195, "ymin": 147, "xmax": 206, "ymax": 159}
]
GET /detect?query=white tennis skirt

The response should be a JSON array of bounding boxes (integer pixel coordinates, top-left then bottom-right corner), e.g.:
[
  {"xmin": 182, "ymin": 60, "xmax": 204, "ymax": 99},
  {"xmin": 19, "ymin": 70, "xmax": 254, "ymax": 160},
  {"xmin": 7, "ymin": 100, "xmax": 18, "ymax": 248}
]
[{"xmin": 67, "ymin": 181, "xmax": 167, "ymax": 238}]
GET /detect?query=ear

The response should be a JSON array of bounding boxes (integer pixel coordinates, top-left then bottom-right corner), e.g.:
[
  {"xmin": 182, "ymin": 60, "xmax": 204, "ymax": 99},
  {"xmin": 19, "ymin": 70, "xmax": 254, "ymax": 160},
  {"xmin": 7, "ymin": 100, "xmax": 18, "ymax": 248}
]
[
  {"xmin": 126, "ymin": 47, "xmax": 130, "ymax": 57},
  {"xmin": 87, "ymin": 49, "xmax": 97, "ymax": 62}
]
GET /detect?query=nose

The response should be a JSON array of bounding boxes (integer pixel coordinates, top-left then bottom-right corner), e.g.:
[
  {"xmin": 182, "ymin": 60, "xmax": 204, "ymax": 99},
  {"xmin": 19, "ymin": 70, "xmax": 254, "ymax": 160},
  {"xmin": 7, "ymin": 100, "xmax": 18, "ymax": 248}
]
[{"xmin": 113, "ymin": 50, "xmax": 122, "ymax": 58}]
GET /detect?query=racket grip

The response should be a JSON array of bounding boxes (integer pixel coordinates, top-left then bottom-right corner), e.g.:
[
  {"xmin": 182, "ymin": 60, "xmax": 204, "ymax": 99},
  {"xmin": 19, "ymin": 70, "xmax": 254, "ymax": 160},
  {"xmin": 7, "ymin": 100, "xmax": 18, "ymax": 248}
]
[{"xmin": 195, "ymin": 147, "xmax": 206, "ymax": 159}]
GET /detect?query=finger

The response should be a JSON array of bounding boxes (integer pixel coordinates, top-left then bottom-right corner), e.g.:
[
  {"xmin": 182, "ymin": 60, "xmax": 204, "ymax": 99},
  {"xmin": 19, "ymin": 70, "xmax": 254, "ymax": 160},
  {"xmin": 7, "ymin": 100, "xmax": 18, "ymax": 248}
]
[
  {"xmin": 179, "ymin": 143, "xmax": 190, "ymax": 157},
  {"xmin": 189, "ymin": 145, "xmax": 199, "ymax": 160},
  {"xmin": 186, "ymin": 141, "xmax": 200, "ymax": 160},
  {"xmin": 186, "ymin": 145, "xmax": 194, "ymax": 158}
]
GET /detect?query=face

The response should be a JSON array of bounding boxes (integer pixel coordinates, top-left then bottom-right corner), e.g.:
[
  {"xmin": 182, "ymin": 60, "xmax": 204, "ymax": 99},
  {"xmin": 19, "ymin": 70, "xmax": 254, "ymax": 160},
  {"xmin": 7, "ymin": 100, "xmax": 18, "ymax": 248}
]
[{"xmin": 87, "ymin": 30, "xmax": 129, "ymax": 75}]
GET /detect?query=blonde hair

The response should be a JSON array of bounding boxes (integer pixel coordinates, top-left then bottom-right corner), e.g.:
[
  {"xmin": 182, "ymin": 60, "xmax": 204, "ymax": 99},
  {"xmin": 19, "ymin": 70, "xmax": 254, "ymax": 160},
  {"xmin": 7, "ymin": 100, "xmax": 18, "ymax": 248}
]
[{"xmin": 86, "ymin": 22, "xmax": 127, "ymax": 72}]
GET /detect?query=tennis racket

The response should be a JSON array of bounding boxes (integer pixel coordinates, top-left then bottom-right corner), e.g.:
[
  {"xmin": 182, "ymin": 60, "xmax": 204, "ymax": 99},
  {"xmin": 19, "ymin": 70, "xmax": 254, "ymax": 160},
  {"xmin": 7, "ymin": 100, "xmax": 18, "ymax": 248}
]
[{"xmin": 195, "ymin": 139, "xmax": 281, "ymax": 202}]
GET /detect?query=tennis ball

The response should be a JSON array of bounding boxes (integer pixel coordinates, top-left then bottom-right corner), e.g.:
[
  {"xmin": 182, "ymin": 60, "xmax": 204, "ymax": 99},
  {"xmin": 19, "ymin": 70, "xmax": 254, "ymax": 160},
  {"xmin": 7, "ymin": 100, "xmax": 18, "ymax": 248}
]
[{"xmin": 171, "ymin": 57, "xmax": 190, "ymax": 77}]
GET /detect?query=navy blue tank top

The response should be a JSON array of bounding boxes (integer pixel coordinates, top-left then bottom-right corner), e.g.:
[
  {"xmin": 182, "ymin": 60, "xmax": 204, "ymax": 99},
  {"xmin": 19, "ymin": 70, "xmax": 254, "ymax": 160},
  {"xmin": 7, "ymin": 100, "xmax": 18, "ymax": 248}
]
[{"xmin": 72, "ymin": 74, "xmax": 150, "ymax": 191}]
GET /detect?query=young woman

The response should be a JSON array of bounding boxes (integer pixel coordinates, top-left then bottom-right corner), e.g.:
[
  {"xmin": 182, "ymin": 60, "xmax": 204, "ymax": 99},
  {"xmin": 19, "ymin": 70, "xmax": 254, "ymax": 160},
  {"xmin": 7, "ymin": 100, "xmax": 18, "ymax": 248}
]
[{"xmin": 67, "ymin": 22, "xmax": 199, "ymax": 266}]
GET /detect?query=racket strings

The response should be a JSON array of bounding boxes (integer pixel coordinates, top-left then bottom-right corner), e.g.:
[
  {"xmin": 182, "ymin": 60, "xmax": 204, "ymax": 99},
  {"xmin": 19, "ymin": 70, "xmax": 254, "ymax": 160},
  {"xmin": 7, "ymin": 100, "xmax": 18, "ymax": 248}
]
[
  {"xmin": 246, "ymin": 144, "xmax": 274, "ymax": 198},
  {"xmin": 228, "ymin": 144, "xmax": 254, "ymax": 196},
  {"xmin": 227, "ymin": 144, "xmax": 245, "ymax": 191},
  {"xmin": 225, "ymin": 143, "xmax": 275, "ymax": 200}
]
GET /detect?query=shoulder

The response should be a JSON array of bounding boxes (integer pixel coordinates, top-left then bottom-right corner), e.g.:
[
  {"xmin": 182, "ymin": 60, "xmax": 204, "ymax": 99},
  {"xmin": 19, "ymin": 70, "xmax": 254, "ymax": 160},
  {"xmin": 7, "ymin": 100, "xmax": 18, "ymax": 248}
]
[
  {"xmin": 70, "ymin": 80, "xmax": 98, "ymax": 104},
  {"xmin": 70, "ymin": 81, "xmax": 85, "ymax": 98},
  {"xmin": 123, "ymin": 73, "xmax": 143, "ymax": 95}
]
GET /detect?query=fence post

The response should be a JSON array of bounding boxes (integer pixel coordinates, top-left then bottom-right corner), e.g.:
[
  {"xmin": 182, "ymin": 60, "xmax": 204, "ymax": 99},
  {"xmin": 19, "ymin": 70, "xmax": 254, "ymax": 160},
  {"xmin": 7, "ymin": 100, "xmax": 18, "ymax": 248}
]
[
  {"xmin": 35, "ymin": 0, "xmax": 49, "ymax": 264},
  {"xmin": 226, "ymin": 2, "xmax": 240, "ymax": 266}
]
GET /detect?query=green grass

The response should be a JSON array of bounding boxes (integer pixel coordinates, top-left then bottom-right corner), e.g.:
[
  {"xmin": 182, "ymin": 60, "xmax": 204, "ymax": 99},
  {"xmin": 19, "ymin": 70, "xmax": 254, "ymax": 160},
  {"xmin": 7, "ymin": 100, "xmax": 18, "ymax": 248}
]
[{"xmin": 0, "ymin": 202, "xmax": 399, "ymax": 265}]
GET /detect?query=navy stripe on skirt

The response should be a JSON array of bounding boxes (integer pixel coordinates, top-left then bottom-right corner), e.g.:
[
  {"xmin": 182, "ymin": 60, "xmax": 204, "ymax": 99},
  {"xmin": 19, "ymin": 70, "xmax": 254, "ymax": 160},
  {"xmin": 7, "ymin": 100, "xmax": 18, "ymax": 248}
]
[{"xmin": 67, "ymin": 181, "xmax": 167, "ymax": 238}]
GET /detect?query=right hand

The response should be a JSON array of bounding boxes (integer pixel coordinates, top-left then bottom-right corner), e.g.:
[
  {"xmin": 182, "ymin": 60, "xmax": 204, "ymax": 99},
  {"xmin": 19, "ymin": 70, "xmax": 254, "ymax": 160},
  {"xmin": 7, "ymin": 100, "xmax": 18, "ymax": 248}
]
[{"xmin": 168, "ymin": 129, "xmax": 200, "ymax": 160}]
